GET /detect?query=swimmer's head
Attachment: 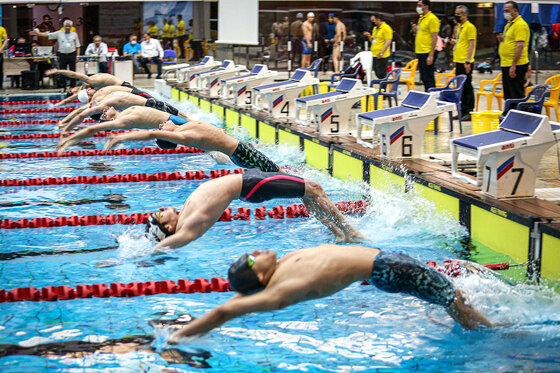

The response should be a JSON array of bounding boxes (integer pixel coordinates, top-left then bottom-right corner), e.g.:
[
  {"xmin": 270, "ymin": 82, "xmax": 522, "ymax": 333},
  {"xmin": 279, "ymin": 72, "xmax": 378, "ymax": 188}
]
[
  {"xmin": 77, "ymin": 89, "xmax": 90, "ymax": 103},
  {"xmin": 228, "ymin": 250, "xmax": 276, "ymax": 294},
  {"xmin": 145, "ymin": 207, "xmax": 178, "ymax": 242},
  {"xmin": 90, "ymin": 113, "xmax": 102, "ymax": 121},
  {"xmin": 99, "ymin": 106, "xmax": 118, "ymax": 122}
]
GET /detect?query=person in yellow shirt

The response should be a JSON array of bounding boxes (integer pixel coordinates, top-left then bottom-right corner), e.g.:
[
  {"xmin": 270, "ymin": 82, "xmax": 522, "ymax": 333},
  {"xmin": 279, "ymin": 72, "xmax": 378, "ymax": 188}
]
[
  {"xmin": 412, "ymin": 0, "xmax": 440, "ymax": 91},
  {"xmin": 176, "ymin": 14, "xmax": 187, "ymax": 59},
  {"xmin": 452, "ymin": 5, "xmax": 476, "ymax": 121},
  {"xmin": 147, "ymin": 21, "xmax": 158, "ymax": 39},
  {"xmin": 59, "ymin": 17, "xmax": 77, "ymax": 33},
  {"xmin": 498, "ymin": 0, "xmax": 530, "ymax": 100},
  {"xmin": 164, "ymin": 19, "xmax": 175, "ymax": 49},
  {"xmin": 162, "ymin": 19, "xmax": 170, "ymax": 48},
  {"xmin": 363, "ymin": 13, "xmax": 393, "ymax": 79},
  {"xmin": 0, "ymin": 25, "xmax": 8, "ymax": 90}
]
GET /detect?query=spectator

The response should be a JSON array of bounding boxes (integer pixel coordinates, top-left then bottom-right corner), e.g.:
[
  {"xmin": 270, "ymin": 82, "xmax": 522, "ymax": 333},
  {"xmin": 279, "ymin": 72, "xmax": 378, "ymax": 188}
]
[
  {"xmin": 332, "ymin": 14, "xmax": 347, "ymax": 74},
  {"xmin": 498, "ymin": 0, "xmax": 530, "ymax": 100},
  {"xmin": 281, "ymin": 16, "xmax": 290, "ymax": 42},
  {"xmin": 412, "ymin": 0, "xmax": 440, "ymax": 91},
  {"xmin": 301, "ymin": 12, "xmax": 315, "ymax": 68},
  {"xmin": 139, "ymin": 32, "xmax": 163, "ymax": 79},
  {"xmin": 364, "ymin": 12, "xmax": 393, "ymax": 79},
  {"xmin": 176, "ymin": 15, "xmax": 187, "ymax": 59},
  {"xmin": 123, "ymin": 34, "xmax": 141, "ymax": 69},
  {"xmin": 36, "ymin": 14, "xmax": 55, "ymax": 46},
  {"xmin": 31, "ymin": 19, "xmax": 80, "ymax": 87},
  {"xmin": 322, "ymin": 13, "xmax": 336, "ymax": 72},
  {"xmin": 146, "ymin": 21, "xmax": 158, "ymax": 39},
  {"xmin": 290, "ymin": 13, "xmax": 304, "ymax": 68},
  {"xmin": 452, "ymin": 5, "xmax": 476, "ymax": 121},
  {"xmin": 164, "ymin": 19, "xmax": 175, "ymax": 49},
  {"xmin": 440, "ymin": 17, "xmax": 453, "ymax": 69},
  {"xmin": 59, "ymin": 17, "xmax": 77, "ymax": 33},
  {"xmin": 85, "ymin": 35, "xmax": 109, "ymax": 73}
]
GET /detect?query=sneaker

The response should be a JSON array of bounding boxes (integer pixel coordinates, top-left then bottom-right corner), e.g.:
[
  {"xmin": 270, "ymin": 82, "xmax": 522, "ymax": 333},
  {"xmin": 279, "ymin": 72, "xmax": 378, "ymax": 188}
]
[
  {"xmin": 147, "ymin": 73, "xmax": 152, "ymax": 79},
  {"xmin": 156, "ymin": 74, "xmax": 162, "ymax": 79},
  {"xmin": 460, "ymin": 114, "xmax": 472, "ymax": 121}
]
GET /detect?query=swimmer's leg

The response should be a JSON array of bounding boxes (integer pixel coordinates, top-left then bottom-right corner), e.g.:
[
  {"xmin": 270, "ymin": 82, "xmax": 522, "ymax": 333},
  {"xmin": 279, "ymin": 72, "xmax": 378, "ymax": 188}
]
[
  {"xmin": 229, "ymin": 142, "xmax": 280, "ymax": 173},
  {"xmin": 302, "ymin": 180, "xmax": 365, "ymax": 242},
  {"xmin": 446, "ymin": 289, "xmax": 494, "ymax": 330},
  {"xmin": 301, "ymin": 198, "xmax": 345, "ymax": 242}
]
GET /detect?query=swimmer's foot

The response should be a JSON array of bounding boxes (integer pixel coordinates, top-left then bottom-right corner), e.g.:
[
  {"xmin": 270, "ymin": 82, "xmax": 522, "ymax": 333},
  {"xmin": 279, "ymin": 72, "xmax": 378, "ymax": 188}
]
[{"xmin": 208, "ymin": 151, "xmax": 233, "ymax": 164}]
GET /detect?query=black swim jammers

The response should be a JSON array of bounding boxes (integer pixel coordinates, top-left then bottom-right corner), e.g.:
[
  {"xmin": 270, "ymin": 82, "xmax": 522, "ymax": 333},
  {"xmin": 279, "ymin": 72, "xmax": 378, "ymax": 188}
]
[
  {"xmin": 121, "ymin": 82, "xmax": 154, "ymax": 99},
  {"xmin": 145, "ymin": 98, "xmax": 179, "ymax": 116},
  {"xmin": 240, "ymin": 169, "xmax": 305, "ymax": 203},
  {"xmin": 369, "ymin": 251, "xmax": 457, "ymax": 307},
  {"xmin": 230, "ymin": 142, "xmax": 280, "ymax": 173}
]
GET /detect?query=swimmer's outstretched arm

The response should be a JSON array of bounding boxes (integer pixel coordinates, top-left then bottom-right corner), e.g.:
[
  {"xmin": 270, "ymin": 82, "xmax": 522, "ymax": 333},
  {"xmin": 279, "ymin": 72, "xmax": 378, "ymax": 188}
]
[
  {"xmin": 152, "ymin": 230, "xmax": 198, "ymax": 251},
  {"xmin": 57, "ymin": 119, "xmax": 128, "ymax": 154},
  {"xmin": 55, "ymin": 84, "xmax": 88, "ymax": 107},
  {"xmin": 58, "ymin": 105, "xmax": 89, "ymax": 128},
  {"xmin": 46, "ymin": 69, "xmax": 90, "ymax": 83},
  {"xmin": 103, "ymin": 129, "xmax": 188, "ymax": 150},
  {"xmin": 168, "ymin": 282, "xmax": 306, "ymax": 342},
  {"xmin": 61, "ymin": 103, "xmax": 108, "ymax": 134}
]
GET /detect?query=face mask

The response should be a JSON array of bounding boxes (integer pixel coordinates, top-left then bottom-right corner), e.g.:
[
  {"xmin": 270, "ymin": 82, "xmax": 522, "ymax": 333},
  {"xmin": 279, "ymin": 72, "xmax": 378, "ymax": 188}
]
[
  {"xmin": 504, "ymin": 12, "xmax": 513, "ymax": 21},
  {"xmin": 454, "ymin": 15, "xmax": 462, "ymax": 23},
  {"xmin": 416, "ymin": 6, "xmax": 424, "ymax": 15},
  {"xmin": 131, "ymin": 41, "xmax": 137, "ymax": 45}
]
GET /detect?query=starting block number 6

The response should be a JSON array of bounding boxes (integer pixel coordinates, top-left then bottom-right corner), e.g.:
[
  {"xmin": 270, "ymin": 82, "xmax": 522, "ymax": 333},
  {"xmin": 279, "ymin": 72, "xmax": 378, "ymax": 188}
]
[{"xmin": 381, "ymin": 134, "xmax": 413, "ymax": 157}]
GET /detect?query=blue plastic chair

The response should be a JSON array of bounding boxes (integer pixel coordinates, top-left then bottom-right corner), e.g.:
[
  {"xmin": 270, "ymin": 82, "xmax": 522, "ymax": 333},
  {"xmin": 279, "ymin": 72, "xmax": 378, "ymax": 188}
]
[
  {"xmin": 499, "ymin": 85, "xmax": 548, "ymax": 121},
  {"xmin": 163, "ymin": 49, "xmax": 177, "ymax": 64},
  {"xmin": 428, "ymin": 74, "xmax": 467, "ymax": 134},
  {"xmin": 369, "ymin": 68, "xmax": 402, "ymax": 110},
  {"xmin": 330, "ymin": 61, "xmax": 364, "ymax": 84},
  {"xmin": 305, "ymin": 58, "xmax": 322, "ymax": 78}
]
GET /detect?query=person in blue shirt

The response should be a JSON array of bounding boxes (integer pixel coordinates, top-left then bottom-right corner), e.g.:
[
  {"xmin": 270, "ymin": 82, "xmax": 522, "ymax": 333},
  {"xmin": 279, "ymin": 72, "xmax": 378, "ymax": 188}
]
[
  {"xmin": 322, "ymin": 13, "xmax": 336, "ymax": 72},
  {"xmin": 122, "ymin": 34, "xmax": 141, "ymax": 68}
]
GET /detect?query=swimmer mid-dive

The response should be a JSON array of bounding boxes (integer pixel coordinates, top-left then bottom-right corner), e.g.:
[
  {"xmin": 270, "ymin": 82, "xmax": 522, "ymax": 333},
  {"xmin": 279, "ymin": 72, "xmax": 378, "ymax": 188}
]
[
  {"xmin": 58, "ymin": 91, "xmax": 189, "ymax": 135},
  {"xmin": 166, "ymin": 244, "xmax": 493, "ymax": 344},
  {"xmin": 57, "ymin": 85, "xmax": 153, "ymax": 127},
  {"xmin": 145, "ymin": 169, "xmax": 364, "ymax": 248},
  {"xmin": 56, "ymin": 108, "xmax": 280, "ymax": 172},
  {"xmin": 45, "ymin": 69, "xmax": 128, "ymax": 89}
]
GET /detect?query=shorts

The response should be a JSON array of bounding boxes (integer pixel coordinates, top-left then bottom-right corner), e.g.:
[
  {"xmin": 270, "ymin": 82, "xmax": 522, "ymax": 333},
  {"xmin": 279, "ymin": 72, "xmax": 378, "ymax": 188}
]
[
  {"xmin": 145, "ymin": 98, "xmax": 179, "ymax": 116},
  {"xmin": 369, "ymin": 251, "xmax": 456, "ymax": 307},
  {"xmin": 130, "ymin": 86, "xmax": 154, "ymax": 99},
  {"xmin": 230, "ymin": 142, "xmax": 279, "ymax": 173},
  {"xmin": 240, "ymin": 169, "xmax": 305, "ymax": 203},
  {"xmin": 155, "ymin": 114, "xmax": 189, "ymax": 149},
  {"xmin": 302, "ymin": 40, "xmax": 312, "ymax": 55},
  {"xmin": 121, "ymin": 81, "xmax": 133, "ymax": 89}
]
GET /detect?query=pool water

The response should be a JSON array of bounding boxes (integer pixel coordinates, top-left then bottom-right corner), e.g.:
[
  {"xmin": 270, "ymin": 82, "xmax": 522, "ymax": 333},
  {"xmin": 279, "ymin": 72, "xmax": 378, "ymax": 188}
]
[{"xmin": 1, "ymin": 94, "xmax": 560, "ymax": 372}]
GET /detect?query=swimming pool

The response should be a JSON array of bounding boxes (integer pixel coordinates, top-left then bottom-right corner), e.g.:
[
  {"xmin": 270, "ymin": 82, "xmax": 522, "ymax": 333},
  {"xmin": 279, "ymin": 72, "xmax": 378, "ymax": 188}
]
[{"xmin": 1, "ymin": 93, "xmax": 560, "ymax": 372}]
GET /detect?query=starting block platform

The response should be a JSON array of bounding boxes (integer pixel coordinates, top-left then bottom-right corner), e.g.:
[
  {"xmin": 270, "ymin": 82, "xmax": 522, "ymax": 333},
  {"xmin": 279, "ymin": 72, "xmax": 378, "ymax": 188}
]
[
  {"xmin": 171, "ymin": 56, "xmax": 222, "ymax": 86},
  {"xmin": 219, "ymin": 64, "xmax": 278, "ymax": 107},
  {"xmin": 451, "ymin": 110, "xmax": 560, "ymax": 198},
  {"xmin": 252, "ymin": 69, "xmax": 319, "ymax": 121},
  {"xmin": 294, "ymin": 78, "xmax": 375, "ymax": 136},
  {"xmin": 355, "ymin": 90, "xmax": 455, "ymax": 158},
  {"xmin": 190, "ymin": 60, "xmax": 247, "ymax": 98}
]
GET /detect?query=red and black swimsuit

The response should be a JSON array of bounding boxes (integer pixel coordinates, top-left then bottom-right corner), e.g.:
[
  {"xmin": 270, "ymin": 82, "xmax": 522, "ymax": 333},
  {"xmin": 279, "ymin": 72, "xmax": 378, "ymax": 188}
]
[{"xmin": 240, "ymin": 169, "xmax": 306, "ymax": 203}]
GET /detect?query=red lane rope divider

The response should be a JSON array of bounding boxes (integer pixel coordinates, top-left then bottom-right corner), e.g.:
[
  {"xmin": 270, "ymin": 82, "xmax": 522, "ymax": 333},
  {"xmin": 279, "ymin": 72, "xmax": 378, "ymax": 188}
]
[
  {"xmin": 0, "ymin": 107, "xmax": 78, "ymax": 114},
  {"xmin": 0, "ymin": 119, "xmax": 96, "ymax": 126},
  {"xmin": 1, "ymin": 168, "xmax": 243, "ymax": 187},
  {"xmin": 0, "ymin": 200, "xmax": 369, "ymax": 229},
  {"xmin": 0, "ymin": 99, "xmax": 78, "ymax": 106},
  {"xmin": 0, "ymin": 277, "xmax": 231, "ymax": 303},
  {"xmin": 0, "ymin": 130, "xmax": 129, "ymax": 140},
  {"xmin": 0, "ymin": 146, "xmax": 204, "ymax": 160}
]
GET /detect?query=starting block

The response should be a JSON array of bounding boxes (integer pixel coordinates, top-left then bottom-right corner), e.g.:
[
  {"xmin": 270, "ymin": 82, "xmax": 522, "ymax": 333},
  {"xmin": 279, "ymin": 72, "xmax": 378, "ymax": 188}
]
[
  {"xmin": 173, "ymin": 56, "xmax": 221, "ymax": 86},
  {"xmin": 251, "ymin": 69, "xmax": 319, "ymax": 121},
  {"xmin": 294, "ymin": 78, "xmax": 375, "ymax": 136},
  {"xmin": 355, "ymin": 90, "xmax": 455, "ymax": 158},
  {"xmin": 451, "ymin": 110, "xmax": 560, "ymax": 198},
  {"xmin": 219, "ymin": 64, "xmax": 278, "ymax": 107},
  {"xmin": 190, "ymin": 60, "xmax": 247, "ymax": 98}
]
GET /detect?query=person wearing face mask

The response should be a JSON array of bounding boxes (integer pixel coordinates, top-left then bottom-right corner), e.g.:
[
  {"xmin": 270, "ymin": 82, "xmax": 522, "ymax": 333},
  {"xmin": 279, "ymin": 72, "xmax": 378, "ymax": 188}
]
[
  {"xmin": 123, "ymin": 34, "xmax": 142, "ymax": 69},
  {"xmin": 364, "ymin": 13, "xmax": 393, "ymax": 79},
  {"xmin": 411, "ymin": 0, "xmax": 440, "ymax": 91},
  {"xmin": 498, "ymin": 0, "xmax": 530, "ymax": 100},
  {"xmin": 452, "ymin": 5, "xmax": 476, "ymax": 121}
]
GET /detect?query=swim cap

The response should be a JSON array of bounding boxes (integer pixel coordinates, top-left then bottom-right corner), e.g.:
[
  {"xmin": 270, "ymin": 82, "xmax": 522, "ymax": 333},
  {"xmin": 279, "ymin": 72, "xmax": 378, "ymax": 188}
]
[
  {"xmin": 228, "ymin": 254, "xmax": 264, "ymax": 294},
  {"xmin": 296, "ymin": 12, "xmax": 303, "ymax": 19},
  {"xmin": 77, "ymin": 89, "xmax": 90, "ymax": 103},
  {"xmin": 90, "ymin": 113, "xmax": 102, "ymax": 121},
  {"xmin": 145, "ymin": 215, "xmax": 172, "ymax": 242},
  {"xmin": 307, "ymin": 12, "xmax": 315, "ymax": 18},
  {"xmin": 328, "ymin": 13, "xmax": 335, "ymax": 17},
  {"xmin": 156, "ymin": 139, "xmax": 178, "ymax": 150}
]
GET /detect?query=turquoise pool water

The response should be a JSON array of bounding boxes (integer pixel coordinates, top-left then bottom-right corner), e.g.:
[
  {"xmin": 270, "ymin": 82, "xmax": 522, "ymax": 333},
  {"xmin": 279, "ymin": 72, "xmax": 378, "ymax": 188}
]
[{"xmin": 1, "ymin": 94, "xmax": 560, "ymax": 372}]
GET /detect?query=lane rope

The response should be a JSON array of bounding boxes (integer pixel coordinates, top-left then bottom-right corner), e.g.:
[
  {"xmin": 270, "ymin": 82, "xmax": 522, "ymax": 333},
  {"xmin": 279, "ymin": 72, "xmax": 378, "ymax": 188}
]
[
  {"xmin": 0, "ymin": 130, "xmax": 128, "ymax": 140},
  {"xmin": 1, "ymin": 168, "xmax": 244, "ymax": 187},
  {"xmin": 0, "ymin": 146, "xmax": 204, "ymax": 159},
  {"xmin": 0, "ymin": 201, "xmax": 369, "ymax": 229},
  {"xmin": 0, "ymin": 119, "xmax": 96, "ymax": 126},
  {"xmin": 0, "ymin": 99, "xmax": 78, "ymax": 106},
  {"xmin": 0, "ymin": 107, "xmax": 78, "ymax": 114}
]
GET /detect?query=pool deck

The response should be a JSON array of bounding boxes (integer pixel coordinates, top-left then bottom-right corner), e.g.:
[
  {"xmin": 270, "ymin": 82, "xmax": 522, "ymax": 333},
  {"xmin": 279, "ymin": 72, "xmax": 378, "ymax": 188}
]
[{"xmin": 157, "ymin": 70, "xmax": 560, "ymax": 285}]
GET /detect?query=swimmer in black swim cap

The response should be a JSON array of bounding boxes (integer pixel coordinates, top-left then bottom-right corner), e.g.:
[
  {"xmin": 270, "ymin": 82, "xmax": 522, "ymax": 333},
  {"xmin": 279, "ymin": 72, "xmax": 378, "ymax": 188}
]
[
  {"xmin": 145, "ymin": 208, "xmax": 175, "ymax": 242},
  {"xmin": 228, "ymin": 253, "xmax": 264, "ymax": 294}
]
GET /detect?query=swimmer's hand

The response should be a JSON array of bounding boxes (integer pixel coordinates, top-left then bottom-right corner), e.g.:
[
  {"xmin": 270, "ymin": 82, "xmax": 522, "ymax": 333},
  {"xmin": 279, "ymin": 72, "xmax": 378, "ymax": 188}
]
[
  {"xmin": 56, "ymin": 138, "xmax": 74, "ymax": 155},
  {"xmin": 45, "ymin": 68, "xmax": 57, "ymax": 77},
  {"xmin": 159, "ymin": 120, "xmax": 178, "ymax": 131},
  {"xmin": 103, "ymin": 134, "xmax": 121, "ymax": 151}
]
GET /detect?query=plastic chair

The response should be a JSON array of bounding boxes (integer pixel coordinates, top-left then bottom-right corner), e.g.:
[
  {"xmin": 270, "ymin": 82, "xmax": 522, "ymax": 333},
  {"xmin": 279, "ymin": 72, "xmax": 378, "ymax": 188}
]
[
  {"xmin": 476, "ymin": 73, "xmax": 503, "ymax": 111},
  {"xmin": 428, "ymin": 74, "xmax": 467, "ymax": 133},
  {"xmin": 499, "ymin": 85, "xmax": 548, "ymax": 121},
  {"xmin": 542, "ymin": 74, "xmax": 560, "ymax": 121},
  {"xmin": 305, "ymin": 58, "xmax": 323, "ymax": 78},
  {"xmin": 163, "ymin": 49, "xmax": 177, "ymax": 64},
  {"xmin": 400, "ymin": 59, "xmax": 418, "ymax": 91},
  {"xmin": 330, "ymin": 60, "xmax": 363, "ymax": 85},
  {"xmin": 369, "ymin": 68, "xmax": 402, "ymax": 110},
  {"xmin": 435, "ymin": 68, "xmax": 455, "ymax": 88}
]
